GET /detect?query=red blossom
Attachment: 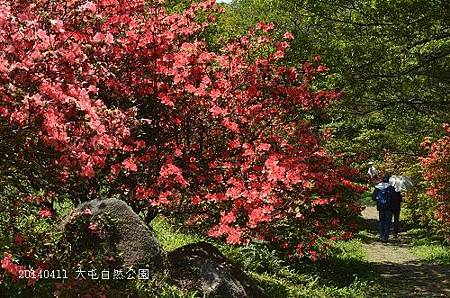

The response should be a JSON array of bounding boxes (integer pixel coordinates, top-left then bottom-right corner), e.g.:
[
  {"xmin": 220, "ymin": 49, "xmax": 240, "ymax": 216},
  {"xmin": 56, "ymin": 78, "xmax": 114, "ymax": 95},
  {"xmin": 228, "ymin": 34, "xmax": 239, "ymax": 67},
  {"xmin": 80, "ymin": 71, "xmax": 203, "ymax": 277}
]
[
  {"xmin": 1, "ymin": 254, "xmax": 26, "ymax": 283},
  {"xmin": 122, "ymin": 158, "xmax": 138, "ymax": 172},
  {"xmin": 221, "ymin": 117, "xmax": 240, "ymax": 133},
  {"xmin": 38, "ymin": 208, "xmax": 52, "ymax": 219},
  {"xmin": 88, "ymin": 222, "xmax": 98, "ymax": 233},
  {"xmin": 14, "ymin": 233, "xmax": 25, "ymax": 246},
  {"xmin": 248, "ymin": 206, "xmax": 273, "ymax": 228},
  {"xmin": 220, "ymin": 211, "xmax": 237, "ymax": 224},
  {"xmin": 421, "ymin": 124, "xmax": 450, "ymax": 239},
  {"xmin": 308, "ymin": 250, "xmax": 318, "ymax": 262},
  {"xmin": 283, "ymin": 32, "xmax": 294, "ymax": 40},
  {"xmin": 0, "ymin": 0, "xmax": 363, "ymax": 260},
  {"xmin": 341, "ymin": 231, "xmax": 353, "ymax": 240}
]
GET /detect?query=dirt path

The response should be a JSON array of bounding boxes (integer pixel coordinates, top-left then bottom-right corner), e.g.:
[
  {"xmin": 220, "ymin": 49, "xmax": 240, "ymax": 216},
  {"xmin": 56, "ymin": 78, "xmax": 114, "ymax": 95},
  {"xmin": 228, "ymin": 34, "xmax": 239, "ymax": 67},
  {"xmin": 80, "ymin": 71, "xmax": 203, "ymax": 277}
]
[{"xmin": 362, "ymin": 206, "xmax": 450, "ymax": 297}]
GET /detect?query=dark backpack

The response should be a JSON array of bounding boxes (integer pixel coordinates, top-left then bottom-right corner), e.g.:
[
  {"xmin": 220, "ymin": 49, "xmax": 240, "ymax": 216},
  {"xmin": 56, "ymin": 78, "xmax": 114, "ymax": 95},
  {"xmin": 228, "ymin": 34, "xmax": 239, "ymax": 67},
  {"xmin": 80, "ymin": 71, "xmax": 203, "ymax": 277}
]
[{"xmin": 376, "ymin": 188, "xmax": 392, "ymax": 210}]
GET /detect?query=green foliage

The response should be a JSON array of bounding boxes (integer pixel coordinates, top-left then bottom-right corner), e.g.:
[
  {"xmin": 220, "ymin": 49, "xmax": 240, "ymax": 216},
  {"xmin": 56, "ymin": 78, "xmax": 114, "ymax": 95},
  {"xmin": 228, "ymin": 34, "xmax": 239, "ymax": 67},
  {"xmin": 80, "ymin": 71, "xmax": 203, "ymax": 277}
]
[
  {"xmin": 157, "ymin": 284, "xmax": 199, "ymax": 298},
  {"xmin": 403, "ymin": 193, "xmax": 438, "ymax": 229},
  {"xmin": 218, "ymin": 0, "xmax": 449, "ymax": 183},
  {"xmin": 406, "ymin": 229, "xmax": 450, "ymax": 265},
  {"xmin": 151, "ymin": 216, "xmax": 202, "ymax": 251},
  {"xmin": 244, "ymin": 238, "xmax": 375, "ymax": 297},
  {"xmin": 251, "ymin": 271, "xmax": 370, "ymax": 298},
  {"xmin": 220, "ymin": 243, "xmax": 286, "ymax": 275},
  {"xmin": 214, "ymin": 7, "xmax": 450, "ymax": 249},
  {"xmin": 1, "ymin": 0, "xmax": 448, "ymax": 295},
  {"xmin": 152, "ymin": 217, "xmax": 378, "ymax": 297},
  {"xmin": 1, "ymin": 198, "xmax": 379, "ymax": 297},
  {"xmin": 359, "ymin": 191, "xmax": 376, "ymax": 207},
  {"xmin": 308, "ymin": 239, "xmax": 374, "ymax": 288},
  {"xmin": 411, "ymin": 245, "xmax": 450, "ymax": 265}
]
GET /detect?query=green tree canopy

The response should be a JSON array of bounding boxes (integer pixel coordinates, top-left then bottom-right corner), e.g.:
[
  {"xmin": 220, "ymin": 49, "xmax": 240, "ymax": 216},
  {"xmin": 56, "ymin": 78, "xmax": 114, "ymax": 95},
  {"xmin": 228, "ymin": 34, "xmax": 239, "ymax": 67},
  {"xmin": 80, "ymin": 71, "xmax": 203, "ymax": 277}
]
[{"xmin": 218, "ymin": 0, "xmax": 449, "ymax": 166}]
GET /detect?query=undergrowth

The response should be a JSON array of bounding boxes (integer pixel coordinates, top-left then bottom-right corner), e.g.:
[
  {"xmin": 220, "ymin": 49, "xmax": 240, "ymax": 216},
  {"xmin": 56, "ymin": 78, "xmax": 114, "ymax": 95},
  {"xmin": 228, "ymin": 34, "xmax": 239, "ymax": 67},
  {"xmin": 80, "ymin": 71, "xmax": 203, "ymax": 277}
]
[
  {"xmin": 405, "ymin": 228, "xmax": 450, "ymax": 265},
  {"xmin": 152, "ymin": 216, "xmax": 379, "ymax": 297}
]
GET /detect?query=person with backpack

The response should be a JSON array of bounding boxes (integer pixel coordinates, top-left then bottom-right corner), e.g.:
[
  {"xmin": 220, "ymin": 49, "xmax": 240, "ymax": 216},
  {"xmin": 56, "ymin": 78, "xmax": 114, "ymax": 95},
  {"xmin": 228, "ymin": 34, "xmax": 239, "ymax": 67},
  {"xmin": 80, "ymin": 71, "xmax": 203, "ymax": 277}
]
[
  {"xmin": 391, "ymin": 190, "xmax": 403, "ymax": 238},
  {"xmin": 372, "ymin": 173, "xmax": 395, "ymax": 242}
]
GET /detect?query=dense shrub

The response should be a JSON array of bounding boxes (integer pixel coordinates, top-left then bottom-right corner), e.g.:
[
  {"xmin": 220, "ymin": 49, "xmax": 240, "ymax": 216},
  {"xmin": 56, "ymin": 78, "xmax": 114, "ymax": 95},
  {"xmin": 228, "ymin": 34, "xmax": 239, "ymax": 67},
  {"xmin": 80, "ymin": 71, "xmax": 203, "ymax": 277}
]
[
  {"xmin": 0, "ymin": 0, "xmax": 363, "ymax": 291},
  {"xmin": 420, "ymin": 124, "xmax": 450, "ymax": 242}
]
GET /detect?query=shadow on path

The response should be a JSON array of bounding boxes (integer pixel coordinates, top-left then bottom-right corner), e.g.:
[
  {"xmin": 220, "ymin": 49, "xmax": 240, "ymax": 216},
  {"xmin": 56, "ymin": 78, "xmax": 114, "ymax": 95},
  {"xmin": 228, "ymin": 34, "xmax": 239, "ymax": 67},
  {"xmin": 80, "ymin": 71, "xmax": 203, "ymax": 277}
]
[
  {"xmin": 361, "ymin": 206, "xmax": 450, "ymax": 297},
  {"xmin": 371, "ymin": 261, "xmax": 450, "ymax": 297}
]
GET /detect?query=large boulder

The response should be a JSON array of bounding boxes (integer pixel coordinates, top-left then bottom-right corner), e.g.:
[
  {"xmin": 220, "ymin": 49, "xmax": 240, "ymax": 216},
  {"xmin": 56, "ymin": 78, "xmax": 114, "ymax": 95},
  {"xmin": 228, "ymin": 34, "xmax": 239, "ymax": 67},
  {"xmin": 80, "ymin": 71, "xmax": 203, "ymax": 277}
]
[
  {"xmin": 168, "ymin": 242, "xmax": 266, "ymax": 298},
  {"xmin": 61, "ymin": 198, "xmax": 168, "ymax": 274}
]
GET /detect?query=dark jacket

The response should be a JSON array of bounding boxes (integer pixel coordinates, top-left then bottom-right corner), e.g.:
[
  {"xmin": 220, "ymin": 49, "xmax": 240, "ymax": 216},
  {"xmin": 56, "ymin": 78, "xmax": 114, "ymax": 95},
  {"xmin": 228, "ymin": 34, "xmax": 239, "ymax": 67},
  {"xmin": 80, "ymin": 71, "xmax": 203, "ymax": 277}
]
[
  {"xmin": 391, "ymin": 191, "xmax": 403, "ymax": 212},
  {"xmin": 372, "ymin": 182, "xmax": 396, "ymax": 211}
]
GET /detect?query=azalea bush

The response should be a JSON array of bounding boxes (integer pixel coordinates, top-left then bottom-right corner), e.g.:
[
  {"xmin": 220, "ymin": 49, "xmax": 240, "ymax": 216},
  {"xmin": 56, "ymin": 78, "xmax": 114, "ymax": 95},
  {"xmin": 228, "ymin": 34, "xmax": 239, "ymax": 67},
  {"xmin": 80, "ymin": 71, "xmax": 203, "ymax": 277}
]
[
  {"xmin": 0, "ymin": 0, "xmax": 364, "ymax": 290},
  {"xmin": 0, "ymin": 187, "xmax": 57, "ymax": 294},
  {"xmin": 420, "ymin": 123, "xmax": 450, "ymax": 242}
]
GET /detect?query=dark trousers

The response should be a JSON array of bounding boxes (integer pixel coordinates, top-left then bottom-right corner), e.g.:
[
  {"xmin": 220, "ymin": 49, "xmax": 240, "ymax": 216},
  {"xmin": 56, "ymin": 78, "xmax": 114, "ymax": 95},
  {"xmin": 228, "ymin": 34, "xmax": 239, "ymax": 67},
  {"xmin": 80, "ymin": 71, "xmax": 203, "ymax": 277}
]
[
  {"xmin": 379, "ymin": 210, "xmax": 393, "ymax": 241},
  {"xmin": 392, "ymin": 210, "xmax": 400, "ymax": 235}
]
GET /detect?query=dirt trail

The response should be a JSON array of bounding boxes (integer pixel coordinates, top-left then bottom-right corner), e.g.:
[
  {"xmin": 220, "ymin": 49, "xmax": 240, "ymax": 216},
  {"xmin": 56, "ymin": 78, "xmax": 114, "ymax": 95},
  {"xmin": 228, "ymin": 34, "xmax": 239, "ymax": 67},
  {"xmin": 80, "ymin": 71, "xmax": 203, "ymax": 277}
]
[{"xmin": 362, "ymin": 206, "xmax": 450, "ymax": 297}]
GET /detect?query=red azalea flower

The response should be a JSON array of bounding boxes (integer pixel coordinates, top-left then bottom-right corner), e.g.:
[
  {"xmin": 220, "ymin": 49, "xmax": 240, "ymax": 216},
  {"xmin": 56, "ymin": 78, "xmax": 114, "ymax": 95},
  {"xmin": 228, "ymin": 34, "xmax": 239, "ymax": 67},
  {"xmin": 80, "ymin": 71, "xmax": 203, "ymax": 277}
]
[
  {"xmin": 14, "ymin": 233, "xmax": 25, "ymax": 246},
  {"xmin": 38, "ymin": 208, "xmax": 52, "ymax": 219}
]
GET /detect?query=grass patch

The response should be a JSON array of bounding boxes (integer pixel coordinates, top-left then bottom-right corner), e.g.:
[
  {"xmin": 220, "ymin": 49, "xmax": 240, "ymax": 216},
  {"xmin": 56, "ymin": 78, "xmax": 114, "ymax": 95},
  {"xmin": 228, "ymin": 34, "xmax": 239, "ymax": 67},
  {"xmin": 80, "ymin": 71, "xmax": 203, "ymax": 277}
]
[
  {"xmin": 359, "ymin": 191, "xmax": 376, "ymax": 207},
  {"xmin": 151, "ymin": 216, "xmax": 202, "ymax": 251},
  {"xmin": 151, "ymin": 216, "xmax": 380, "ymax": 297},
  {"xmin": 250, "ymin": 271, "xmax": 370, "ymax": 298},
  {"xmin": 405, "ymin": 229, "xmax": 450, "ymax": 265},
  {"xmin": 242, "ymin": 238, "xmax": 377, "ymax": 297},
  {"xmin": 411, "ymin": 245, "xmax": 450, "ymax": 264},
  {"xmin": 53, "ymin": 197, "xmax": 76, "ymax": 218},
  {"xmin": 355, "ymin": 230, "xmax": 374, "ymax": 243},
  {"xmin": 157, "ymin": 284, "xmax": 199, "ymax": 298},
  {"xmin": 304, "ymin": 239, "xmax": 378, "ymax": 289},
  {"xmin": 220, "ymin": 238, "xmax": 377, "ymax": 297}
]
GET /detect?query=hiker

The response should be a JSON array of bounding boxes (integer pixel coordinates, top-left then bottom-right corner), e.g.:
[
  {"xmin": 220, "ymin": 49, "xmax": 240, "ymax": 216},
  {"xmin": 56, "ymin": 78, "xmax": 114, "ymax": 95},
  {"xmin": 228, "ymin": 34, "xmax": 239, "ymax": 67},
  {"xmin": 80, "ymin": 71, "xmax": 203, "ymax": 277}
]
[
  {"xmin": 367, "ymin": 162, "xmax": 377, "ymax": 179},
  {"xmin": 391, "ymin": 190, "xmax": 403, "ymax": 238},
  {"xmin": 372, "ymin": 173, "xmax": 395, "ymax": 242}
]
